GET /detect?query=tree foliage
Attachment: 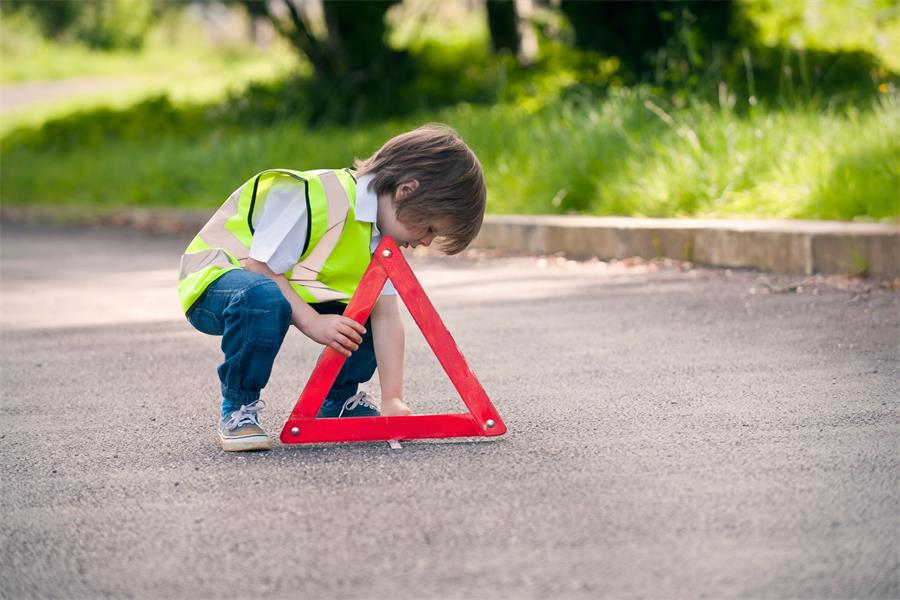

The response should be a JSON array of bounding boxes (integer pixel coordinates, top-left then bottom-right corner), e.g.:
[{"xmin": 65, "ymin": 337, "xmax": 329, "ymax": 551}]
[
  {"xmin": 1, "ymin": 0, "xmax": 159, "ymax": 49},
  {"xmin": 237, "ymin": 0, "xmax": 415, "ymax": 121},
  {"xmin": 243, "ymin": 0, "xmax": 412, "ymax": 81},
  {"xmin": 559, "ymin": 0, "xmax": 739, "ymax": 81}
]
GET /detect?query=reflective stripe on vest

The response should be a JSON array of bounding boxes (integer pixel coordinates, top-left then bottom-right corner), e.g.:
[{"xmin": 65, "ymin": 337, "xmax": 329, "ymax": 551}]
[
  {"xmin": 287, "ymin": 170, "xmax": 350, "ymax": 302},
  {"xmin": 178, "ymin": 248, "xmax": 234, "ymax": 281},
  {"xmin": 177, "ymin": 168, "xmax": 370, "ymax": 313},
  {"xmin": 198, "ymin": 185, "xmax": 250, "ymax": 260}
]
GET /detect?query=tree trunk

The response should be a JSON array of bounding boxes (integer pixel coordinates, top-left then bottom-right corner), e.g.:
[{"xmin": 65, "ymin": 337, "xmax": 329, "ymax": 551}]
[{"xmin": 486, "ymin": 0, "xmax": 520, "ymax": 56}]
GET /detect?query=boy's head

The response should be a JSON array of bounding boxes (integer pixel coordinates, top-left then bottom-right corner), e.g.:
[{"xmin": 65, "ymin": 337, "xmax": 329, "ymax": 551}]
[{"xmin": 355, "ymin": 123, "xmax": 486, "ymax": 255}]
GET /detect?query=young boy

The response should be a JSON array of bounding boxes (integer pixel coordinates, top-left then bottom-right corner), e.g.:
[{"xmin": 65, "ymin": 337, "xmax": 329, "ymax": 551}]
[{"xmin": 178, "ymin": 124, "xmax": 486, "ymax": 451}]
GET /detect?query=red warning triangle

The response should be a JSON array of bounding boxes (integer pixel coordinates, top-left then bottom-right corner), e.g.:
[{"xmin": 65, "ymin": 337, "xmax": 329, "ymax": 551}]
[{"xmin": 280, "ymin": 236, "xmax": 507, "ymax": 444}]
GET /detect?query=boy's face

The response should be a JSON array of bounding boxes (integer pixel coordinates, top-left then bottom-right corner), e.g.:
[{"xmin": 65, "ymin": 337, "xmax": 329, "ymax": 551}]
[{"xmin": 376, "ymin": 181, "xmax": 443, "ymax": 249}]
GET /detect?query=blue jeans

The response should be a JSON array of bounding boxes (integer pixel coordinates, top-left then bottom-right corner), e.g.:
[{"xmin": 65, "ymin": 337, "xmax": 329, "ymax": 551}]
[{"xmin": 186, "ymin": 269, "xmax": 376, "ymax": 418}]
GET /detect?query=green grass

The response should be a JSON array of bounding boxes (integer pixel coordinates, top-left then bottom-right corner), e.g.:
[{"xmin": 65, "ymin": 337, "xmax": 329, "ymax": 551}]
[
  {"xmin": 0, "ymin": 10, "xmax": 302, "ymax": 136},
  {"xmin": 0, "ymin": 10, "xmax": 300, "ymax": 83},
  {"xmin": 469, "ymin": 90, "xmax": 899, "ymax": 220},
  {"xmin": 743, "ymin": 0, "xmax": 900, "ymax": 73},
  {"xmin": 1, "ymin": 3, "xmax": 897, "ymax": 222},
  {"xmin": 2, "ymin": 89, "xmax": 897, "ymax": 222},
  {"xmin": 0, "ymin": 58, "xmax": 301, "ymax": 137}
]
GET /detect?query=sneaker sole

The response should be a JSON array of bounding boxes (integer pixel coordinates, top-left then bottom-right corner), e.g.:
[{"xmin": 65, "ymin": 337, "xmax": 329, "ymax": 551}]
[{"xmin": 219, "ymin": 433, "xmax": 272, "ymax": 452}]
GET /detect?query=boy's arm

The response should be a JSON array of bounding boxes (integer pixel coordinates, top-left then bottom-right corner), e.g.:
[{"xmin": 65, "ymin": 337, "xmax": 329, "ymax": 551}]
[
  {"xmin": 371, "ymin": 294, "xmax": 405, "ymax": 405},
  {"xmin": 243, "ymin": 258, "xmax": 364, "ymax": 357}
]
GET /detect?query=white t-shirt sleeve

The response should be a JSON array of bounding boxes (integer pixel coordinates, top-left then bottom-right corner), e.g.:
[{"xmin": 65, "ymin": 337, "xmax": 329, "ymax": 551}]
[{"xmin": 248, "ymin": 181, "xmax": 309, "ymax": 275}]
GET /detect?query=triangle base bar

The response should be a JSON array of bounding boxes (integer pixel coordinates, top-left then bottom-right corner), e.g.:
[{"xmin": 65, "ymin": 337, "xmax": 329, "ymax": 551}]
[
  {"xmin": 281, "ymin": 413, "xmax": 502, "ymax": 444},
  {"xmin": 280, "ymin": 236, "xmax": 507, "ymax": 445}
]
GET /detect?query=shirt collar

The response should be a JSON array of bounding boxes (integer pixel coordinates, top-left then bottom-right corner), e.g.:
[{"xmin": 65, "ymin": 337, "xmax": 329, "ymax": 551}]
[{"xmin": 355, "ymin": 174, "xmax": 378, "ymax": 224}]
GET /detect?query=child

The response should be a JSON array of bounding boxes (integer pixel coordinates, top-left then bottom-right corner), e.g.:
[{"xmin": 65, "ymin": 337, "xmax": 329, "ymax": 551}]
[{"xmin": 178, "ymin": 124, "xmax": 486, "ymax": 451}]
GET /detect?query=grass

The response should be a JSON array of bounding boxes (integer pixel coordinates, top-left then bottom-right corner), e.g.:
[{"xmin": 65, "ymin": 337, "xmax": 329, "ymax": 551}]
[
  {"xmin": 1, "ymin": 3, "xmax": 897, "ymax": 222},
  {"xmin": 0, "ymin": 59, "xmax": 301, "ymax": 137},
  {"xmin": 743, "ymin": 0, "xmax": 900, "ymax": 73},
  {"xmin": 0, "ymin": 10, "xmax": 300, "ymax": 83},
  {"xmin": 0, "ymin": 10, "xmax": 302, "ymax": 136},
  {"xmin": 470, "ymin": 90, "xmax": 899, "ymax": 221},
  {"xmin": 2, "ymin": 88, "xmax": 897, "ymax": 222}
]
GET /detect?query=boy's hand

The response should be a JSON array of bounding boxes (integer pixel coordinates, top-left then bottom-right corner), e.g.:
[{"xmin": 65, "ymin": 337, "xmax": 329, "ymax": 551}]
[{"xmin": 303, "ymin": 314, "xmax": 365, "ymax": 357}]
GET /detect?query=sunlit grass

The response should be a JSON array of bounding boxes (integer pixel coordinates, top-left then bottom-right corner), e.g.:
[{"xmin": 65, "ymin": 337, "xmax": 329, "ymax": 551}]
[
  {"xmin": 0, "ymin": 9, "xmax": 302, "ymax": 135},
  {"xmin": 0, "ymin": 57, "xmax": 301, "ymax": 136},
  {"xmin": 3, "ymin": 90, "xmax": 896, "ymax": 222},
  {"xmin": 743, "ymin": 0, "xmax": 900, "ymax": 72},
  {"xmin": 469, "ymin": 91, "xmax": 899, "ymax": 221},
  {"xmin": 1, "ymin": 2, "xmax": 896, "ymax": 222},
  {"xmin": 0, "ymin": 10, "xmax": 299, "ymax": 82}
]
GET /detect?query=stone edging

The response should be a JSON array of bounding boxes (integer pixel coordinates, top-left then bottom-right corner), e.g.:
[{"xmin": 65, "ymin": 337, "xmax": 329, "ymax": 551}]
[
  {"xmin": 2, "ymin": 206, "xmax": 898, "ymax": 278},
  {"xmin": 475, "ymin": 216, "xmax": 899, "ymax": 278}
]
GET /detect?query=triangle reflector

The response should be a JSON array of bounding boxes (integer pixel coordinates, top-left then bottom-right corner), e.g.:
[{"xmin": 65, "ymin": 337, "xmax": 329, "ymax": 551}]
[{"xmin": 280, "ymin": 236, "xmax": 507, "ymax": 444}]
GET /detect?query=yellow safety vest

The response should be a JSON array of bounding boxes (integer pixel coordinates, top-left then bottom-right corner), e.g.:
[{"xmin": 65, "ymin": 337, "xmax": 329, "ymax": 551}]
[{"xmin": 177, "ymin": 168, "xmax": 371, "ymax": 313}]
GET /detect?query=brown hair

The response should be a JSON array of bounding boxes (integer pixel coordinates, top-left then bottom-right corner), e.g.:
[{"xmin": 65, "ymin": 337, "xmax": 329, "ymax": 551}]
[{"xmin": 354, "ymin": 123, "xmax": 486, "ymax": 254}]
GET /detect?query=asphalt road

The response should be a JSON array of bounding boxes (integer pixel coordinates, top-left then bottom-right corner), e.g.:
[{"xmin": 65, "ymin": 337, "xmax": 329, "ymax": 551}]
[{"xmin": 1, "ymin": 223, "xmax": 898, "ymax": 599}]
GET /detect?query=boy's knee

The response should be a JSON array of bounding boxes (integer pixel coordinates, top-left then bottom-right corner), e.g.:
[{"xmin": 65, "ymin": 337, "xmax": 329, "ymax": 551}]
[{"xmin": 236, "ymin": 279, "xmax": 292, "ymax": 325}]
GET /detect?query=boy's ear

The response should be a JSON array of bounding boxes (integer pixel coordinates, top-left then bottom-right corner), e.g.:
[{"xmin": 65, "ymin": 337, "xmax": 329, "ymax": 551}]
[{"xmin": 394, "ymin": 180, "xmax": 420, "ymax": 201}]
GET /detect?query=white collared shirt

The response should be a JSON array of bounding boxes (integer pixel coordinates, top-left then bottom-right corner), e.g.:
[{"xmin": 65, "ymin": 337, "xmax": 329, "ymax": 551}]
[{"xmin": 249, "ymin": 172, "xmax": 396, "ymax": 295}]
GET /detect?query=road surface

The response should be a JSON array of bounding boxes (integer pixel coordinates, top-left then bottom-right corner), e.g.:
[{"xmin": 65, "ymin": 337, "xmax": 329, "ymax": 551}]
[{"xmin": 1, "ymin": 223, "xmax": 897, "ymax": 599}]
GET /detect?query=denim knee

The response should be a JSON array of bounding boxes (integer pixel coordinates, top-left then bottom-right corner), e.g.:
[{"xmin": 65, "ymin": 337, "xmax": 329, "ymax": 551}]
[
  {"xmin": 229, "ymin": 279, "xmax": 292, "ymax": 344},
  {"xmin": 240, "ymin": 278, "xmax": 290, "ymax": 313}
]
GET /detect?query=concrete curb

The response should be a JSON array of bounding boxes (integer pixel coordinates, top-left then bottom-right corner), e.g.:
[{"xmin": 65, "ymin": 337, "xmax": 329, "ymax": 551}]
[
  {"xmin": 476, "ymin": 216, "xmax": 899, "ymax": 278},
  {"xmin": 3, "ymin": 206, "xmax": 898, "ymax": 278},
  {"xmin": 0, "ymin": 205, "xmax": 210, "ymax": 235}
]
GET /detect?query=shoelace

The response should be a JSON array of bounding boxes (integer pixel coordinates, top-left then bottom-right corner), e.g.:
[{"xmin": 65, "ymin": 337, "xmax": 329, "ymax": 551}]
[
  {"xmin": 224, "ymin": 400, "xmax": 265, "ymax": 432},
  {"xmin": 338, "ymin": 392, "xmax": 378, "ymax": 418}
]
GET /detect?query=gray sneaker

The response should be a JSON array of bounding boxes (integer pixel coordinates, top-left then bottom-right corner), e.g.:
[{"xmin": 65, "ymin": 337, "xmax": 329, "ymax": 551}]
[
  {"xmin": 317, "ymin": 391, "xmax": 381, "ymax": 418},
  {"xmin": 218, "ymin": 400, "xmax": 272, "ymax": 452}
]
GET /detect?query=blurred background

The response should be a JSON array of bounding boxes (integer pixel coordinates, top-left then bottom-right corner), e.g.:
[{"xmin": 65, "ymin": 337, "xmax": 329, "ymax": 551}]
[{"xmin": 0, "ymin": 0, "xmax": 897, "ymax": 221}]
